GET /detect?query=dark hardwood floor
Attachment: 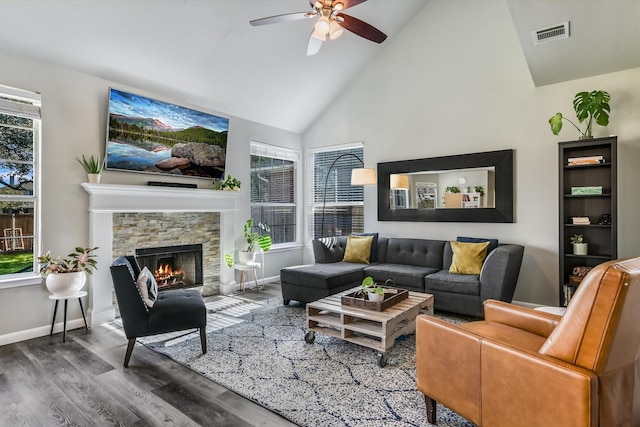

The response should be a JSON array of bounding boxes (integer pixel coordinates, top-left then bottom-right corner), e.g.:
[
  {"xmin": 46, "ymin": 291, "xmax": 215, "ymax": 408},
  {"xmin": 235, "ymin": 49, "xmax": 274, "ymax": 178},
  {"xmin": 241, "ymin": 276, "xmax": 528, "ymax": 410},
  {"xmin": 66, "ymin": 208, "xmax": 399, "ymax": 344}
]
[{"xmin": 0, "ymin": 283, "xmax": 297, "ymax": 427}]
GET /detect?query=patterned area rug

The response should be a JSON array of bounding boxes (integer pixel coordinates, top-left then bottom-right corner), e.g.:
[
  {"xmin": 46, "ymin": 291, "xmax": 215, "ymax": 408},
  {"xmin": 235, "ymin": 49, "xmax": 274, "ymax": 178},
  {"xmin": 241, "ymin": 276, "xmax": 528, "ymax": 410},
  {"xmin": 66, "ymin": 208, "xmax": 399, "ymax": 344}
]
[{"xmin": 141, "ymin": 295, "xmax": 475, "ymax": 427}]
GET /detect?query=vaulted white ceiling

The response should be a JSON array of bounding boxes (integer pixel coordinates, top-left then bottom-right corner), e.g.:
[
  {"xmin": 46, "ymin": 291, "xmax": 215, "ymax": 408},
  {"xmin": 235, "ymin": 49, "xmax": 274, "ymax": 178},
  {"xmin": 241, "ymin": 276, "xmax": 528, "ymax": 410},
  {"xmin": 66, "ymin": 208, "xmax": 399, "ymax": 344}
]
[{"xmin": 0, "ymin": 0, "xmax": 638, "ymax": 133}]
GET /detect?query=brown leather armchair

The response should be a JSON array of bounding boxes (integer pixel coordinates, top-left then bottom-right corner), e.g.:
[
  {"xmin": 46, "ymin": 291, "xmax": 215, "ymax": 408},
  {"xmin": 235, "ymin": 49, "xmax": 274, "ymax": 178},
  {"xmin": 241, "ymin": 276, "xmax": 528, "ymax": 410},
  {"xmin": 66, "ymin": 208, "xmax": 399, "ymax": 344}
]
[{"xmin": 416, "ymin": 257, "xmax": 640, "ymax": 427}]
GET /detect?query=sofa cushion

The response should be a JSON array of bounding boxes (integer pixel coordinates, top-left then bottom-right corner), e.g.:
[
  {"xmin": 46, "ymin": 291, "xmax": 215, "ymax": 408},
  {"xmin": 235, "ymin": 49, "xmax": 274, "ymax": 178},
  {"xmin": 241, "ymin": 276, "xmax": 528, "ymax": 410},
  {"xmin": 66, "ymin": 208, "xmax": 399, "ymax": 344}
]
[
  {"xmin": 425, "ymin": 270, "xmax": 480, "ymax": 296},
  {"xmin": 353, "ymin": 232, "xmax": 379, "ymax": 262},
  {"xmin": 343, "ymin": 235, "xmax": 374, "ymax": 264},
  {"xmin": 281, "ymin": 262, "xmax": 365, "ymax": 291},
  {"xmin": 449, "ymin": 240, "xmax": 490, "ymax": 275},
  {"xmin": 364, "ymin": 264, "xmax": 440, "ymax": 292},
  {"xmin": 136, "ymin": 270, "xmax": 155, "ymax": 308},
  {"xmin": 457, "ymin": 236, "xmax": 499, "ymax": 254},
  {"xmin": 312, "ymin": 237, "xmax": 348, "ymax": 263},
  {"xmin": 384, "ymin": 238, "xmax": 445, "ymax": 268}
]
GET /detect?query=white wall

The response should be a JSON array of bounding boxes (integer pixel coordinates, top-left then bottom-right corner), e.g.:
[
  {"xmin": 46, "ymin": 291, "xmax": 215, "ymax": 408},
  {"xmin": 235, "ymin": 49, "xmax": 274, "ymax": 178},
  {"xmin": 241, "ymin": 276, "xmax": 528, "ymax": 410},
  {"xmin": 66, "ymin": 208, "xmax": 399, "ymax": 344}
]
[
  {"xmin": 302, "ymin": 0, "xmax": 640, "ymax": 306},
  {"xmin": 0, "ymin": 53, "xmax": 303, "ymax": 342}
]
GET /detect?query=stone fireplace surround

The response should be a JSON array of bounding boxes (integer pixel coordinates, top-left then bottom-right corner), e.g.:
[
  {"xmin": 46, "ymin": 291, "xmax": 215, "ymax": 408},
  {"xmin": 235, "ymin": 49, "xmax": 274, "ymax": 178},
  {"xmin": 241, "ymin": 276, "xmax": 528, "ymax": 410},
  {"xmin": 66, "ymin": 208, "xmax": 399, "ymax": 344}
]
[{"xmin": 81, "ymin": 183, "xmax": 238, "ymax": 327}]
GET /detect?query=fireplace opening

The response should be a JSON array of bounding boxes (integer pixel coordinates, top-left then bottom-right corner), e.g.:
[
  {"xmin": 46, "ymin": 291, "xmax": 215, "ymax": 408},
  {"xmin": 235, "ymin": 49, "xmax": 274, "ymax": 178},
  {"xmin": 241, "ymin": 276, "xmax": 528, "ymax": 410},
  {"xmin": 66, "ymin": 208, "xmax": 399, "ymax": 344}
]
[{"xmin": 135, "ymin": 244, "xmax": 203, "ymax": 291}]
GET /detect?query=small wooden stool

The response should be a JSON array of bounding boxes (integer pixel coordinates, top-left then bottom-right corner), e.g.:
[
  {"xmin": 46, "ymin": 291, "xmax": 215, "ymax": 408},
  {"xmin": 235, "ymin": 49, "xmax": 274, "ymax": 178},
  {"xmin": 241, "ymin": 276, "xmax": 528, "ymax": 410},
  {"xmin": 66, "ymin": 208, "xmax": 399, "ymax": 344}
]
[{"xmin": 49, "ymin": 291, "xmax": 89, "ymax": 342}]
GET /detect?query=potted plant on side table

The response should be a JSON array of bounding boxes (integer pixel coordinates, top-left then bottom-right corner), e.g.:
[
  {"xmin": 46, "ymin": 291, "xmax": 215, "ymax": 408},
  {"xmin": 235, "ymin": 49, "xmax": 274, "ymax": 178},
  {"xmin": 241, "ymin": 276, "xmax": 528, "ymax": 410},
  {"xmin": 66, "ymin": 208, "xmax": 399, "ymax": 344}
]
[
  {"xmin": 38, "ymin": 246, "xmax": 99, "ymax": 297},
  {"xmin": 239, "ymin": 219, "xmax": 271, "ymax": 264}
]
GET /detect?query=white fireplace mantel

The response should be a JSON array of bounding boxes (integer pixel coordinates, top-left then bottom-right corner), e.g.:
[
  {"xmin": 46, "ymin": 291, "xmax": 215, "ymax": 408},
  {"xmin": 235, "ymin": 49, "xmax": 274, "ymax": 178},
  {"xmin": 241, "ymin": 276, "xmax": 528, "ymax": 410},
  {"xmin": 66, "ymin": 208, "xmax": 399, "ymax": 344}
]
[{"xmin": 81, "ymin": 183, "xmax": 239, "ymax": 326}]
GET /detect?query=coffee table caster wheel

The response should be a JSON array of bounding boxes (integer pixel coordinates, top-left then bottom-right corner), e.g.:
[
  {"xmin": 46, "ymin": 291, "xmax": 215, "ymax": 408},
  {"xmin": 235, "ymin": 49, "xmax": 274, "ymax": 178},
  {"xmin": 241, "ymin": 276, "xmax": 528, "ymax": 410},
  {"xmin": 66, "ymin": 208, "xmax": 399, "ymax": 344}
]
[
  {"xmin": 377, "ymin": 352, "xmax": 388, "ymax": 367},
  {"xmin": 304, "ymin": 331, "xmax": 315, "ymax": 344}
]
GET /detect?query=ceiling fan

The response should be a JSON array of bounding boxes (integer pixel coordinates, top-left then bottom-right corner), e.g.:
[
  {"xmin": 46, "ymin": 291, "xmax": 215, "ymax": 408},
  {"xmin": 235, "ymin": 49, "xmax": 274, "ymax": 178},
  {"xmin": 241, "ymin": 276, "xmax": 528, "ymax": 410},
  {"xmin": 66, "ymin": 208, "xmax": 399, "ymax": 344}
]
[{"xmin": 250, "ymin": 0, "xmax": 387, "ymax": 56}]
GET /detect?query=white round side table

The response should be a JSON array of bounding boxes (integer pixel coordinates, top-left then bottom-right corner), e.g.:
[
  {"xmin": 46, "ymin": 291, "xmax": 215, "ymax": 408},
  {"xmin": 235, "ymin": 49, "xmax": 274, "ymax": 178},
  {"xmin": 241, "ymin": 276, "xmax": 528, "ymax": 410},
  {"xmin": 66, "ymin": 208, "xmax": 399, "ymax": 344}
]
[
  {"xmin": 49, "ymin": 290, "xmax": 89, "ymax": 342},
  {"xmin": 233, "ymin": 263, "xmax": 261, "ymax": 293}
]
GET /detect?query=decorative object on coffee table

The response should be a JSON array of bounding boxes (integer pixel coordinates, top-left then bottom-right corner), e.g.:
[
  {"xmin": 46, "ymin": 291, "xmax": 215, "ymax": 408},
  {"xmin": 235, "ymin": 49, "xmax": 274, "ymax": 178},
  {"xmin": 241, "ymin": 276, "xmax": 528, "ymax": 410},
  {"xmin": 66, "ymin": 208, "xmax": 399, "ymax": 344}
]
[{"xmin": 342, "ymin": 277, "xmax": 406, "ymax": 311}]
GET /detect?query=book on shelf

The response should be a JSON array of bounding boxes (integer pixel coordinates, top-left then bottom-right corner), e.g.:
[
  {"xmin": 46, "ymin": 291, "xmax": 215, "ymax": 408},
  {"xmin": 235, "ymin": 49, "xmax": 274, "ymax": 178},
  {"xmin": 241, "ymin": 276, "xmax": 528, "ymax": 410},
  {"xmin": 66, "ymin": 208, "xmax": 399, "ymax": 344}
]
[
  {"xmin": 572, "ymin": 216, "xmax": 591, "ymax": 224},
  {"xmin": 567, "ymin": 155, "xmax": 604, "ymax": 166}
]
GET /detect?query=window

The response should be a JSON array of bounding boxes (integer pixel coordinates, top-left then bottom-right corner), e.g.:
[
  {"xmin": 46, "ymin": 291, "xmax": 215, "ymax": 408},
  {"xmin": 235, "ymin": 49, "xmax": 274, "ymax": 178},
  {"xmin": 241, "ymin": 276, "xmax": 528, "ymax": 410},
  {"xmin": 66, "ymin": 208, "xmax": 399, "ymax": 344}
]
[
  {"xmin": 309, "ymin": 144, "xmax": 365, "ymax": 239},
  {"xmin": 250, "ymin": 141, "xmax": 298, "ymax": 246},
  {"xmin": 0, "ymin": 85, "xmax": 41, "ymax": 286}
]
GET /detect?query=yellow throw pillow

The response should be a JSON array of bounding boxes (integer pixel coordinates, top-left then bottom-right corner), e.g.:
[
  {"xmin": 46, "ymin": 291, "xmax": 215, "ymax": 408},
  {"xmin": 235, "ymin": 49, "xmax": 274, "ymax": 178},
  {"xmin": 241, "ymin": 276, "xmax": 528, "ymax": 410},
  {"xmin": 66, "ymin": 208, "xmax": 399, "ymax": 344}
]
[
  {"xmin": 343, "ymin": 235, "xmax": 374, "ymax": 264},
  {"xmin": 449, "ymin": 240, "xmax": 490, "ymax": 275}
]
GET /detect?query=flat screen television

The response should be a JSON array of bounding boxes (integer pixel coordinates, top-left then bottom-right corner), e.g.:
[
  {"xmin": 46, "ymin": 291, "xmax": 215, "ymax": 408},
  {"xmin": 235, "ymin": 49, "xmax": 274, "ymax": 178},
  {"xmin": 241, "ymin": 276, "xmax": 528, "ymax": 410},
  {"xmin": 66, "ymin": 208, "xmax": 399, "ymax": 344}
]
[{"xmin": 105, "ymin": 88, "xmax": 229, "ymax": 180}]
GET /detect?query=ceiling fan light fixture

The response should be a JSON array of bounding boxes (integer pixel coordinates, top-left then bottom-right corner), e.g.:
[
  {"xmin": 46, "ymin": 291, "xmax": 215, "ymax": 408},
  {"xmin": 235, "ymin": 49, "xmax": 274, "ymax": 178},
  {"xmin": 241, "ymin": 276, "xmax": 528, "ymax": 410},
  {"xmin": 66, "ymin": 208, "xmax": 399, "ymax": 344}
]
[
  {"xmin": 314, "ymin": 16, "xmax": 330, "ymax": 35},
  {"xmin": 329, "ymin": 19, "xmax": 344, "ymax": 40}
]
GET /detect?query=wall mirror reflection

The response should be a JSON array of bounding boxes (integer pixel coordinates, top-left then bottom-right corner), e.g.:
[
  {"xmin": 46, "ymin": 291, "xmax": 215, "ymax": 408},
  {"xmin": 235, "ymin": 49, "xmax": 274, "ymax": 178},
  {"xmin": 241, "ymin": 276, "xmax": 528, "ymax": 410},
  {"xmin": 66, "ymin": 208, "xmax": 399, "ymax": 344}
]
[
  {"xmin": 378, "ymin": 150, "xmax": 513, "ymax": 223},
  {"xmin": 390, "ymin": 167, "xmax": 495, "ymax": 210}
]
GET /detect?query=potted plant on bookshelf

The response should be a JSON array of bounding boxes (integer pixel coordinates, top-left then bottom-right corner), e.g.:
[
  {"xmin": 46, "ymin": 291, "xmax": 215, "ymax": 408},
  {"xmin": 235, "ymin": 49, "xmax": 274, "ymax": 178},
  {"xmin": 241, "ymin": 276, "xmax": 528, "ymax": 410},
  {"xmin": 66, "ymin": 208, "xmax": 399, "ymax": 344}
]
[
  {"xmin": 76, "ymin": 154, "xmax": 104, "ymax": 183},
  {"xmin": 239, "ymin": 219, "xmax": 271, "ymax": 264},
  {"xmin": 548, "ymin": 90, "xmax": 611, "ymax": 140},
  {"xmin": 38, "ymin": 246, "xmax": 98, "ymax": 297},
  {"xmin": 570, "ymin": 234, "xmax": 588, "ymax": 255}
]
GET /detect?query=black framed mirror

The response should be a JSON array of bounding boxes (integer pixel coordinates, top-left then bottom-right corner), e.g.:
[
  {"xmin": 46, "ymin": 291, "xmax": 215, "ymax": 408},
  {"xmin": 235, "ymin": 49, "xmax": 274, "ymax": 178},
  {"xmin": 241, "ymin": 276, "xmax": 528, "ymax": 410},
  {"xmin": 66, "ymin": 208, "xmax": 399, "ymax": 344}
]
[{"xmin": 378, "ymin": 149, "xmax": 514, "ymax": 223}]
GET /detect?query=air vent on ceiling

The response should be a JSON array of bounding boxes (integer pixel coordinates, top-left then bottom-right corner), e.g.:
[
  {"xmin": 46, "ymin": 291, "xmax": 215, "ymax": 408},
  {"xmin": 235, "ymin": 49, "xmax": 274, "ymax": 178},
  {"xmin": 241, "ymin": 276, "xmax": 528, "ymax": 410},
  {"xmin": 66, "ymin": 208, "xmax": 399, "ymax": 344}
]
[{"xmin": 532, "ymin": 21, "xmax": 570, "ymax": 45}]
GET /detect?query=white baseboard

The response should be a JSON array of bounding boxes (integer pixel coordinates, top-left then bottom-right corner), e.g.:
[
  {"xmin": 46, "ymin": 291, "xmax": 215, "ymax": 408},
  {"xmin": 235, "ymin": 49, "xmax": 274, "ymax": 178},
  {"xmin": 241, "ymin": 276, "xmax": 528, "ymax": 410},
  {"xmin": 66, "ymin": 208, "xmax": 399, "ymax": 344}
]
[{"xmin": 0, "ymin": 318, "xmax": 88, "ymax": 346}]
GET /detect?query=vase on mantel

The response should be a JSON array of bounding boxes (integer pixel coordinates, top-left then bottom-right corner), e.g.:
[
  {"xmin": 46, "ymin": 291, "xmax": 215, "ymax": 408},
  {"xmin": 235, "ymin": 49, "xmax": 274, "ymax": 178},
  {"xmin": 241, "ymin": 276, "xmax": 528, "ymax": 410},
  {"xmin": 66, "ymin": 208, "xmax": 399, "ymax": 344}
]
[{"xmin": 87, "ymin": 173, "xmax": 101, "ymax": 183}]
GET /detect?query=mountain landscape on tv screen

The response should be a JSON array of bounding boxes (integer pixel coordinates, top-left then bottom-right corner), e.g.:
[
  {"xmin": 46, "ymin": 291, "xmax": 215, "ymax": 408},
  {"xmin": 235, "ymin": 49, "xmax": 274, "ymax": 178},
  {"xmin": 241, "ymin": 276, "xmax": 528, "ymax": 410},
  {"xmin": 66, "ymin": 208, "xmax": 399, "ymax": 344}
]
[{"xmin": 106, "ymin": 88, "xmax": 229, "ymax": 179}]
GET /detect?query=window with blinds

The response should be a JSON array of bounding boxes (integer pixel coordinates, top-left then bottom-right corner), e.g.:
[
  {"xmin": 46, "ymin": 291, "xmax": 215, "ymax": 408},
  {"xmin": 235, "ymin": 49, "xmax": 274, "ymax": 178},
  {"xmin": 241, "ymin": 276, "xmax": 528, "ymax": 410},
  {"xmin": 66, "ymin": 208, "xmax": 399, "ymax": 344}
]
[
  {"xmin": 309, "ymin": 144, "xmax": 364, "ymax": 239},
  {"xmin": 250, "ymin": 141, "xmax": 298, "ymax": 246},
  {"xmin": 0, "ymin": 85, "xmax": 41, "ymax": 284}
]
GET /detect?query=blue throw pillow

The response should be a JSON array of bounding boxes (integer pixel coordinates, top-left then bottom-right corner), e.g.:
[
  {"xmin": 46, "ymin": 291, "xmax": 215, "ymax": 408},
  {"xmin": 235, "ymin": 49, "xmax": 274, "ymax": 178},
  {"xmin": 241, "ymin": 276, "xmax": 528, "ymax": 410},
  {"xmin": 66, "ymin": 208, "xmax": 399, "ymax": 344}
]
[
  {"xmin": 353, "ymin": 232, "xmax": 379, "ymax": 262},
  {"xmin": 457, "ymin": 236, "xmax": 499, "ymax": 255}
]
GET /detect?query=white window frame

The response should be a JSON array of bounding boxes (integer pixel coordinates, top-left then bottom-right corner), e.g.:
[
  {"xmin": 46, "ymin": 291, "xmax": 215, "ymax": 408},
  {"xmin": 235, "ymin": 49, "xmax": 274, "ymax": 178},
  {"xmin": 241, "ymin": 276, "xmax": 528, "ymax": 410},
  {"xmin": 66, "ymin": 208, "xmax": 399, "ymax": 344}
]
[
  {"xmin": 250, "ymin": 140, "xmax": 299, "ymax": 249},
  {"xmin": 0, "ymin": 85, "xmax": 42, "ymax": 288},
  {"xmin": 307, "ymin": 142, "xmax": 365, "ymax": 241}
]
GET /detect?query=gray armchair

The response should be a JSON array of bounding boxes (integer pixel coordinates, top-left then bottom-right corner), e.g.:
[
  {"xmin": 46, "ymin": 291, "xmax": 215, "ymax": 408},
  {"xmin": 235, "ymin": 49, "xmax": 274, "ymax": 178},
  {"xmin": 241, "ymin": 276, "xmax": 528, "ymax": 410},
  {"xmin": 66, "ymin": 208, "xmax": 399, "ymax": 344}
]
[{"xmin": 110, "ymin": 256, "xmax": 207, "ymax": 367}]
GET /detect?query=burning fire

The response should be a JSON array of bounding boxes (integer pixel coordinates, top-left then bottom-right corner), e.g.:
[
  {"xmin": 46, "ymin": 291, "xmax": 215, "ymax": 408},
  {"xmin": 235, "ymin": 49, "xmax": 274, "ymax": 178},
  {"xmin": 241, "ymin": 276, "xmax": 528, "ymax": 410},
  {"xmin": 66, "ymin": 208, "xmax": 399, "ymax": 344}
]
[{"xmin": 154, "ymin": 264, "xmax": 185, "ymax": 287}]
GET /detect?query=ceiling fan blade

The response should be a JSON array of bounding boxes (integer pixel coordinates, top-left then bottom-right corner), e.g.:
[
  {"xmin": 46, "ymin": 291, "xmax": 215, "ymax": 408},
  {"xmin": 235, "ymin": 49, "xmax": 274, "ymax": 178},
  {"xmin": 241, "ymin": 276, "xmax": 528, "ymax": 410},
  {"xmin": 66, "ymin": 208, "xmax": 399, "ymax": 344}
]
[
  {"xmin": 307, "ymin": 32, "xmax": 324, "ymax": 56},
  {"xmin": 338, "ymin": 13, "xmax": 387, "ymax": 43},
  {"xmin": 250, "ymin": 12, "xmax": 313, "ymax": 26}
]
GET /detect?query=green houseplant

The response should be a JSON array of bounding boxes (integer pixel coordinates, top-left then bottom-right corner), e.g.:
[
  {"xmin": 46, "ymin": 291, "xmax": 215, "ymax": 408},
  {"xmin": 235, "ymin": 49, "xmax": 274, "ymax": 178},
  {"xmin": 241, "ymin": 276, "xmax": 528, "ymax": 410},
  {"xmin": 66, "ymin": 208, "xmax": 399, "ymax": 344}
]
[
  {"xmin": 445, "ymin": 186, "xmax": 460, "ymax": 193},
  {"xmin": 570, "ymin": 234, "xmax": 588, "ymax": 255},
  {"xmin": 76, "ymin": 154, "xmax": 104, "ymax": 183},
  {"xmin": 549, "ymin": 90, "xmax": 611, "ymax": 139},
  {"xmin": 38, "ymin": 246, "xmax": 99, "ymax": 297},
  {"xmin": 239, "ymin": 219, "xmax": 271, "ymax": 264},
  {"xmin": 215, "ymin": 174, "xmax": 241, "ymax": 191}
]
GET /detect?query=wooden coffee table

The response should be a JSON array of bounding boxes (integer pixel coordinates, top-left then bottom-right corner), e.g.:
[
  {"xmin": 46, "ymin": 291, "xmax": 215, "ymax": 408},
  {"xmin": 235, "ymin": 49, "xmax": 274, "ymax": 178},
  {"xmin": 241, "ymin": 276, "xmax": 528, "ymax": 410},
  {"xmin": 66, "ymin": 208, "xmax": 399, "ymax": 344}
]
[{"xmin": 305, "ymin": 287, "xmax": 434, "ymax": 367}]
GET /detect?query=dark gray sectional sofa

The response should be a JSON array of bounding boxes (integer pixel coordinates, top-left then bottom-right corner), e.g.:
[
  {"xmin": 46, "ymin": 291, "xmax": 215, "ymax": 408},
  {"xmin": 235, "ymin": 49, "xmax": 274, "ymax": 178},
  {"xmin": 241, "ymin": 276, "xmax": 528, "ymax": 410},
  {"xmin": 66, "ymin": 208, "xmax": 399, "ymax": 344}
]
[{"xmin": 280, "ymin": 236, "xmax": 524, "ymax": 318}]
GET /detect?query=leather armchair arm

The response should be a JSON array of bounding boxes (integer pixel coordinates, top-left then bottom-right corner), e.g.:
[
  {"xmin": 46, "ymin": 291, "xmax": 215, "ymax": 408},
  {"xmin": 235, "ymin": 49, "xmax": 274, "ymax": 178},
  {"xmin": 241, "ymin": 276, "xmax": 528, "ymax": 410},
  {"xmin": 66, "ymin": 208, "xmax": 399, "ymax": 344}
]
[
  {"xmin": 416, "ymin": 315, "xmax": 483, "ymax": 425},
  {"xmin": 484, "ymin": 299, "xmax": 561, "ymax": 338},
  {"xmin": 481, "ymin": 339, "xmax": 598, "ymax": 427}
]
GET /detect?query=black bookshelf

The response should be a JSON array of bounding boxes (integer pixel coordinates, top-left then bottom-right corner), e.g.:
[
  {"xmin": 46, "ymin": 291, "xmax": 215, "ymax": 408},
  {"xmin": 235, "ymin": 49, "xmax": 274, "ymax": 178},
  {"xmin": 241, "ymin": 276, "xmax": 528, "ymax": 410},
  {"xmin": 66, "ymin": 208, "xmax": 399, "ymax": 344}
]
[{"xmin": 558, "ymin": 136, "xmax": 617, "ymax": 306}]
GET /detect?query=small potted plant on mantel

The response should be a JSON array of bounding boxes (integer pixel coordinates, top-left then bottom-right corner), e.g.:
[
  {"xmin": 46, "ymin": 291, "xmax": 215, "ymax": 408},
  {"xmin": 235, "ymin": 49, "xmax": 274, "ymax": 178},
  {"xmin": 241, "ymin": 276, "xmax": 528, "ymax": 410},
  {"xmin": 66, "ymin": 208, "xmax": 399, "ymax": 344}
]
[
  {"xmin": 570, "ymin": 234, "xmax": 588, "ymax": 255},
  {"xmin": 214, "ymin": 174, "xmax": 241, "ymax": 191},
  {"xmin": 76, "ymin": 154, "xmax": 104, "ymax": 183}
]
